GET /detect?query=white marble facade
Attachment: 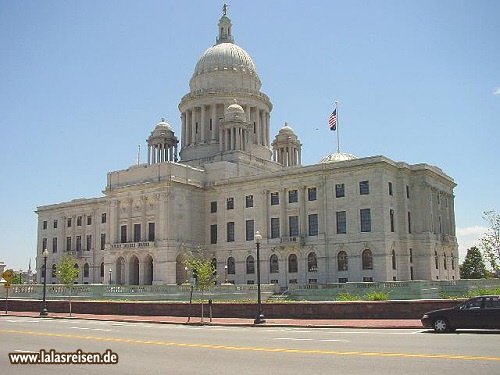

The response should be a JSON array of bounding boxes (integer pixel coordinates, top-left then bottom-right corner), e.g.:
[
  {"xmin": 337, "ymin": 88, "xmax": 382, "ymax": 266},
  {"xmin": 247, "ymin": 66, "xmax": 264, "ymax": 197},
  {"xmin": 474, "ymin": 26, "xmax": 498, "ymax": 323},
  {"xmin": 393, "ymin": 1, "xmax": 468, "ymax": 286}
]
[{"xmin": 36, "ymin": 9, "xmax": 459, "ymax": 286}]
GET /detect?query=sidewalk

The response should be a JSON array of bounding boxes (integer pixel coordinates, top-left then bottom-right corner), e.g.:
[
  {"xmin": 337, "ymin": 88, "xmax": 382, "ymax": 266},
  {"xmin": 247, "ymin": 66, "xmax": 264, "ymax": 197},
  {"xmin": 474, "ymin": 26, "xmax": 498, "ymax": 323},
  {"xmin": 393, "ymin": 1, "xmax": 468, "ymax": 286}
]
[{"xmin": 1, "ymin": 311, "xmax": 423, "ymax": 329}]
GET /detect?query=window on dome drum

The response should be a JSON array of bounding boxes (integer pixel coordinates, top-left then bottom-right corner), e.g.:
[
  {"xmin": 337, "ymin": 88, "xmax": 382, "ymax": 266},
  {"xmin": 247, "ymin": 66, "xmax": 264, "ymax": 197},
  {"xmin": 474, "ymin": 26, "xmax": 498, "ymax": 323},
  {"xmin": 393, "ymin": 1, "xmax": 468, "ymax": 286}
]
[
  {"xmin": 338, "ymin": 278, "xmax": 348, "ymax": 283},
  {"xmin": 120, "ymin": 225, "xmax": 127, "ymax": 243},
  {"xmin": 148, "ymin": 222, "xmax": 155, "ymax": 241},
  {"xmin": 360, "ymin": 208, "xmax": 371, "ymax": 232},
  {"xmin": 52, "ymin": 237, "xmax": 57, "ymax": 253},
  {"xmin": 101, "ymin": 213, "xmax": 107, "ymax": 224},
  {"xmin": 388, "ymin": 182, "xmax": 393, "ymax": 196},
  {"xmin": 308, "ymin": 214, "xmax": 318, "ymax": 236},
  {"xmin": 335, "ymin": 183, "xmax": 345, "ymax": 198},
  {"xmin": 359, "ymin": 181, "xmax": 370, "ymax": 195},
  {"xmin": 76, "ymin": 236, "xmax": 82, "ymax": 251},
  {"xmin": 227, "ymin": 257, "xmax": 235, "ymax": 275},
  {"xmin": 289, "ymin": 216, "xmax": 299, "ymax": 237},
  {"xmin": 42, "ymin": 238, "xmax": 47, "ymax": 251},
  {"xmin": 270, "ymin": 254, "xmax": 279, "ymax": 273},
  {"xmin": 210, "ymin": 224, "xmax": 217, "ymax": 244},
  {"xmin": 134, "ymin": 224, "xmax": 141, "ymax": 242},
  {"xmin": 210, "ymin": 201, "xmax": 217, "ymax": 213},
  {"xmin": 288, "ymin": 254, "xmax": 298, "ymax": 273},
  {"xmin": 43, "ymin": 221, "xmax": 47, "ymax": 230},
  {"xmin": 226, "ymin": 197, "xmax": 234, "ymax": 210},
  {"xmin": 86, "ymin": 235, "xmax": 92, "ymax": 251},
  {"xmin": 308, "ymin": 187, "xmax": 317, "ymax": 201},
  {"xmin": 53, "ymin": 219, "xmax": 58, "ymax": 229},
  {"xmin": 337, "ymin": 251, "xmax": 348, "ymax": 271},
  {"xmin": 245, "ymin": 220, "xmax": 254, "ymax": 241},
  {"xmin": 336, "ymin": 211, "xmax": 346, "ymax": 234},
  {"xmin": 362, "ymin": 249, "xmax": 373, "ymax": 270},
  {"xmin": 390, "ymin": 209, "xmax": 395, "ymax": 232},
  {"xmin": 406, "ymin": 185, "xmax": 410, "ymax": 198},
  {"xmin": 67, "ymin": 218, "xmax": 72, "ymax": 227},
  {"xmin": 101, "ymin": 234, "xmax": 106, "ymax": 250},
  {"xmin": 308, "ymin": 252, "xmax": 318, "ymax": 272},
  {"xmin": 66, "ymin": 237, "xmax": 71, "ymax": 251},
  {"xmin": 270, "ymin": 192, "xmax": 279, "ymax": 205},
  {"xmin": 245, "ymin": 195, "xmax": 253, "ymax": 208},
  {"xmin": 246, "ymin": 256, "xmax": 255, "ymax": 274},
  {"xmin": 408, "ymin": 212, "xmax": 412, "ymax": 234},
  {"xmin": 227, "ymin": 222, "xmax": 235, "ymax": 242},
  {"xmin": 392, "ymin": 250, "xmax": 397, "ymax": 270},
  {"xmin": 87, "ymin": 216, "xmax": 92, "ymax": 225},
  {"xmin": 77, "ymin": 216, "xmax": 82, "ymax": 226},
  {"xmin": 288, "ymin": 190, "xmax": 298, "ymax": 203},
  {"xmin": 271, "ymin": 218, "xmax": 280, "ymax": 238}
]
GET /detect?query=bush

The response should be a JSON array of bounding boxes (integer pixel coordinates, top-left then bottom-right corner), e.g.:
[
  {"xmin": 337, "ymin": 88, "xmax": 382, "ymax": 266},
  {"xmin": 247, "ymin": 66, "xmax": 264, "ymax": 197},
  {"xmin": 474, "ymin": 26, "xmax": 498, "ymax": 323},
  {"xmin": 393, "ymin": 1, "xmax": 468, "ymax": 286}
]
[
  {"xmin": 364, "ymin": 290, "xmax": 389, "ymax": 301},
  {"xmin": 336, "ymin": 292, "xmax": 361, "ymax": 301}
]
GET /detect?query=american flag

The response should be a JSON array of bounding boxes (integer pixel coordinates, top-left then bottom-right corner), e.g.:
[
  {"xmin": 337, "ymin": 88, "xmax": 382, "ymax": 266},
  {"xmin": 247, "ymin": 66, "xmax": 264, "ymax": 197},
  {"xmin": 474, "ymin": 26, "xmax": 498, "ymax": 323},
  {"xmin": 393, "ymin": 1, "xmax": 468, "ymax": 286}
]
[{"xmin": 328, "ymin": 108, "xmax": 337, "ymax": 131}]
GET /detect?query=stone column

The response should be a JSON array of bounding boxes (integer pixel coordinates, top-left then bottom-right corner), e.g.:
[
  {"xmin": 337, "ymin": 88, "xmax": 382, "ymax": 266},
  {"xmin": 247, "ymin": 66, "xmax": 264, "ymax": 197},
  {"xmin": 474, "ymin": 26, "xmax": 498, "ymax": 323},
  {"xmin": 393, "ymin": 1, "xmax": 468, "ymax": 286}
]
[
  {"xmin": 190, "ymin": 108, "xmax": 196, "ymax": 145},
  {"xmin": 256, "ymin": 108, "xmax": 261, "ymax": 145},
  {"xmin": 280, "ymin": 188, "xmax": 287, "ymax": 238},
  {"xmin": 300, "ymin": 186, "xmax": 307, "ymax": 236},
  {"xmin": 201, "ymin": 105, "xmax": 206, "ymax": 143},
  {"xmin": 262, "ymin": 190, "xmax": 269, "ymax": 239},
  {"xmin": 211, "ymin": 104, "xmax": 217, "ymax": 141}
]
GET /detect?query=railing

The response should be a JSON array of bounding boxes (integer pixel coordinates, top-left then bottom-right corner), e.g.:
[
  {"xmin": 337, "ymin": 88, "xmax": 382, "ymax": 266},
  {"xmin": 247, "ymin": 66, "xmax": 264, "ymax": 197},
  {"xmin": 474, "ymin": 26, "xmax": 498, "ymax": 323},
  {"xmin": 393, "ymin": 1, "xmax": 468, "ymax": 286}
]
[
  {"xmin": 280, "ymin": 235, "xmax": 306, "ymax": 245},
  {"xmin": 111, "ymin": 241, "xmax": 155, "ymax": 250}
]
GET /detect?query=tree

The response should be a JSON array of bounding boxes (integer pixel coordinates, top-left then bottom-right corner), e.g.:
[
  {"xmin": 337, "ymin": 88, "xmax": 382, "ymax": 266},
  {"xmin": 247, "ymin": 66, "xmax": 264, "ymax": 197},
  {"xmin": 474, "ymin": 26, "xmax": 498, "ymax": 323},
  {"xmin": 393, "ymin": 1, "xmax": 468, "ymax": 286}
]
[
  {"xmin": 183, "ymin": 245, "xmax": 216, "ymax": 322},
  {"xmin": 480, "ymin": 210, "xmax": 500, "ymax": 271},
  {"xmin": 56, "ymin": 256, "xmax": 79, "ymax": 316},
  {"xmin": 460, "ymin": 246, "xmax": 488, "ymax": 279}
]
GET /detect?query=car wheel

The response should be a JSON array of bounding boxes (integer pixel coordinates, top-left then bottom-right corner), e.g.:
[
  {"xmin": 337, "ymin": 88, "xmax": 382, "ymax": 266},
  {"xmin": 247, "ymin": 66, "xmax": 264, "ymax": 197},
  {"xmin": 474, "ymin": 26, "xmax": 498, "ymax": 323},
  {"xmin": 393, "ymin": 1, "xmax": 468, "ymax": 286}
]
[{"xmin": 433, "ymin": 318, "xmax": 450, "ymax": 333}]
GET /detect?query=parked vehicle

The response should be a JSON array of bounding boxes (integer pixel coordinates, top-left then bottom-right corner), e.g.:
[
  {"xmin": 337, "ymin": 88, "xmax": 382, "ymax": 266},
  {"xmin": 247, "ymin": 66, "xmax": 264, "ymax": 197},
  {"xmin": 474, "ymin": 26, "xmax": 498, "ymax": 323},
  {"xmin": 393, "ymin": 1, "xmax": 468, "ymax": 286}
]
[{"xmin": 421, "ymin": 295, "xmax": 500, "ymax": 332}]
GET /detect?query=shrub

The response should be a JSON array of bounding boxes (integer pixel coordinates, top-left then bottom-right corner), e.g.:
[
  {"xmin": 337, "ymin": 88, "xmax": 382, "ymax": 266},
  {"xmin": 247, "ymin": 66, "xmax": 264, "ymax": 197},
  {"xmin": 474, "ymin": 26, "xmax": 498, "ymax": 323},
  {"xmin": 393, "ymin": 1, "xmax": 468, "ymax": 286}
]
[
  {"xmin": 364, "ymin": 290, "xmax": 389, "ymax": 301},
  {"xmin": 336, "ymin": 292, "xmax": 361, "ymax": 301}
]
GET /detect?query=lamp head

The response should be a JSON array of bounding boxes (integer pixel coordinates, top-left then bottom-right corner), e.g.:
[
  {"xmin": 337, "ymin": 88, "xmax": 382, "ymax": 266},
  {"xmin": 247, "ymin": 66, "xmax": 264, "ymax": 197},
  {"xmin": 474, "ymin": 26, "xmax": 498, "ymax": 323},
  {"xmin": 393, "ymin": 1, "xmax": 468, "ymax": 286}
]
[
  {"xmin": 255, "ymin": 231, "xmax": 262, "ymax": 244},
  {"xmin": 42, "ymin": 249, "xmax": 49, "ymax": 258}
]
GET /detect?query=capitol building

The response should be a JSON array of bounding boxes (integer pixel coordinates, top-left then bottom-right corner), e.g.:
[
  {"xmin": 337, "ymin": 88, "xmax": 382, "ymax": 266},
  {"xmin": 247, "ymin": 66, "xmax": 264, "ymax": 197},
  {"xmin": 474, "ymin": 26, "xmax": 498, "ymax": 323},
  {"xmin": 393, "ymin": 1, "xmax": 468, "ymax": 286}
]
[{"xmin": 36, "ymin": 9, "xmax": 459, "ymax": 287}]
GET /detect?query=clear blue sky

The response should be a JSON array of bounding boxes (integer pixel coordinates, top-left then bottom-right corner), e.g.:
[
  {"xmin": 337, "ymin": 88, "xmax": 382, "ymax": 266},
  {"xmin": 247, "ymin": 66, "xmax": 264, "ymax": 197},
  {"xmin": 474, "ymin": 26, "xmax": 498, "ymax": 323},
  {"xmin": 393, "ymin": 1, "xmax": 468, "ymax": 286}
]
[{"xmin": 1, "ymin": 0, "xmax": 499, "ymax": 271}]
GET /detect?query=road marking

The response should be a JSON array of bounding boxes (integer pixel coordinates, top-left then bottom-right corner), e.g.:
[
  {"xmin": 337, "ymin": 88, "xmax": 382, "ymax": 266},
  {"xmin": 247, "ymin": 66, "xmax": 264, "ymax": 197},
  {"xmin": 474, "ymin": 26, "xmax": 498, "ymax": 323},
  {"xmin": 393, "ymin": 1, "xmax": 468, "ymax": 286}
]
[
  {"xmin": 276, "ymin": 337, "xmax": 349, "ymax": 342},
  {"xmin": 1, "ymin": 329, "xmax": 499, "ymax": 362},
  {"xmin": 70, "ymin": 326, "xmax": 112, "ymax": 332}
]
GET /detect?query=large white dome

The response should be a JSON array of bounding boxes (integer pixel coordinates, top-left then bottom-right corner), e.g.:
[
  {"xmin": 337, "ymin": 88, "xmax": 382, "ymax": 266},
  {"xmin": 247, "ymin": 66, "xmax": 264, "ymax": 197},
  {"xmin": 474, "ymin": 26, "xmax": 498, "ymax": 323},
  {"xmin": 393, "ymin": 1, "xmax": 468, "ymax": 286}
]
[{"xmin": 194, "ymin": 43, "xmax": 257, "ymax": 77}]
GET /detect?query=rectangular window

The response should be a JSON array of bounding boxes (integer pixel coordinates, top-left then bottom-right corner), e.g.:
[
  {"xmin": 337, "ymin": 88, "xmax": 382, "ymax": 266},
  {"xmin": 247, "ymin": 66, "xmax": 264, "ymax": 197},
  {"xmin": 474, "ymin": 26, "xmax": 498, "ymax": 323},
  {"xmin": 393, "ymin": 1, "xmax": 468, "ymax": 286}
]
[
  {"xmin": 120, "ymin": 225, "xmax": 127, "ymax": 243},
  {"xmin": 289, "ymin": 279, "xmax": 298, "ymax": 284},
  {"xmin": 227, "ymin": 197, "xmax": 234, "ymax": 210},
  {"xmin": 406, "ymin": 185, "xmax": 410, "ymax": 198},
  {"xmin": 210, "ymin": 201, "xmax": 217, "ymax": 213},
  {"xmin": 134, "ymin": 223, "xmax": 141, "ymax": 242},
  {"xmin": 246, "ymin": 280, "xmax": 255, "ymax": 285},
  {"xmin": 100, "ymin": 234, "xmax": 106, "ymax": 250},
  {"xmin": 288, "ymin": 190, "xmax": 298, "ymax": 203},
  {"xmin": 335, "ymin": 183, "xmax": 345, "ymax": 198},
  {"xmin": 270, "ymin": 192, "xmax": 279, "ymax": 205},
  {"xmin": 360, "ymin": 208, "xmax": 371, "ymax": 232},
  {"xmin": 308, "ymin": 214, "xmax": 318, "ymax": 236},
  {"xmin": 76, "ymin": 236, "xmax": 82, "ymax": 251},
  {"xmin": 289, "ymin": 215, "xmax": 299, "ymax": 237},
  {"xmin": 43, "ymin": 221, "xmax": 47, "ymax": 230},
  {"xmin": 53, "ymin": 219, "xmax": 58, "ymax": 229},
  {"xmin": 87, "ymin": 216, "xmax": 92, "ymax": 225},
  {"xmin": 210, "ymin": 224, "xmax": 217, "ymax": 244},
  {"xmin": 308, "ymin": 279, "xmax": 318, "ymax": 284},
  {"xmin": 86, "ymin": 235, "xmax": 92, "ymax": 251},
  {"xmin": 227, "ymin": 222, "xmax": 235, "ymax": 242},
  {"xmin": 246, "ymin": 220, "xmax": 254, "ymax": 241},
  {"xmin": 388, "ymin": 182, "xmax": 393, "ymax": 196},
  {"xmin": 336, "ymin": 211, "xmax": 346, "ymax": 234},
  {"xmin": 77, "ymin": 216, "xmax": 82, "ymax": 226},
  {"xmin": 52, "ymin": 237, "xmax": 57, "ymax": 253},
  {"xmin": 66, "ymin": 237, "xmax": 72, "ymax": 251},
  {"xmin": 148, "ymin": 222, "xmax": 155, "ymax": 242},
  {"xmin": 271, "ymin": 218, "xmax": 280, "ymax": 238},
  {"xmin": 101, "ymin": 213, "xmax": 107, "ymax": 224},
  {"xmin": 359, "ymin": 181, "xmax": 370, "ymax": 195},
  {"xmin": 67, "ymin": 218, "xmax": 72, "ymax": 227},
  {"xmin": 408, "ymin": 212, "xmax": 412, "ymax": 234},
  {"xmin": 390, "ymin": 209, "xmax": 395, "ymax": 232},
  {"xmin": 338, "ymin": 278, "xmax": 348, "ymax": 283},
  {"xmin": 409, "ymin": 248, "xmax": 413, "ymax": 263},
  {"xmin": 42, "ymin": 238, "xmax": 47, "ymax": 251},
  {"xmin": 308, "ymin": 187, "xmax": 317, "ymax": 201},
  {"xmin": 245, "ymin": 195, "xmax": 254, "ymax": 208},
  {"xmin": 363, "ymin": 277, "xmax": 374, "ymax": 282}
]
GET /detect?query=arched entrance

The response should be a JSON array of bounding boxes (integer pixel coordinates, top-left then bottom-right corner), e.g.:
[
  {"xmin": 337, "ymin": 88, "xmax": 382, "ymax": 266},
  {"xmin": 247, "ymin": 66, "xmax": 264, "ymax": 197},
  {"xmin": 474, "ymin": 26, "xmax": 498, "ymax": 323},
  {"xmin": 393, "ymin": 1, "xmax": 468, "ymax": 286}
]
[
  {"xmin": 129, "ymin": 255, "xmax": 139, "ymax": 285},
  {"xmin": 116, "ymin": 257, "xmax": 125, "ymax": 285},
  {"xmin": 143, "ymin": 255, "xmax": 154, "ymax": 285},
  {"xmin": 176, "ymin": 254, "xmax": 187, "ymax": 285}
]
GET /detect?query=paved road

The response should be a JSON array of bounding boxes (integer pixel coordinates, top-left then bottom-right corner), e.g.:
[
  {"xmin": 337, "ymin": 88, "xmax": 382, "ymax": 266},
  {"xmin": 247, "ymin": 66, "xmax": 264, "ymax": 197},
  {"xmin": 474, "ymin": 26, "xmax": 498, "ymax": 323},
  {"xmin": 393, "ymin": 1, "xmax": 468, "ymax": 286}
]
[{"xmin": 1, "ymin": 316, "xmax": 499, "ymax": 374}]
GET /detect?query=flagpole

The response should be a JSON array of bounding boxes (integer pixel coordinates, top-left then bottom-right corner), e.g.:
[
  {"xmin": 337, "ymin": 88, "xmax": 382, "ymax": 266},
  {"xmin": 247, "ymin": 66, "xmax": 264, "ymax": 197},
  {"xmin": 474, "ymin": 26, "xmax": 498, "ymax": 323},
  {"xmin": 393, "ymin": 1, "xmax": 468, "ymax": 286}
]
[{"xmin": 335, "ymin": 101, "xmax": 340, "ymax": 153}]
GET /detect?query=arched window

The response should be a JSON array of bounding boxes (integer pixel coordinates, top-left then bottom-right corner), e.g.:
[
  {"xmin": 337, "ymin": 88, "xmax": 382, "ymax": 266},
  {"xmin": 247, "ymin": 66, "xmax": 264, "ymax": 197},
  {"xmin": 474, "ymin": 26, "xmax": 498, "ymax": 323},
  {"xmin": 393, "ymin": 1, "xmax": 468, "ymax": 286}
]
[
  {"xmin": 270, "ymin": 254, "xmax": 279, "ymax": 273},
  {"xmin": 307, "ymin": 252, "xmax": 318, "ymax": 272},
  {"xmin": 435, "ymin": 251, "xmax": 439, "ymax": 269},
  {"xmin": 443, "ymin": 253, "xmax": 447, "ymax": 270},
  {"xmin": 288, "ymin": 254, "xmax": 298, "ymax": 273},
  {"xmin": 52, "ymin": 264, "xmax": 57, "ymax": 278},
  {"xmin": 246, "ymin": 256, "xmax": 255, "ymax": 274},
  {"xmin": 337, "ymin": 251, "xmax": 348, "ymax": 271},
  {"xmin": 227, "ymin": 257, "xmax": 235, "ymax": 275},
  {"xmin": 362, "ymin": 249, "xmax": 373, "ymax": 270},
  {"xmin": 392, "ymin": 250, "xmax": 397, "ymax": 270},
  {"xmin": 83, "ymin": 263, "xmax": 89, "ymax": 278}
]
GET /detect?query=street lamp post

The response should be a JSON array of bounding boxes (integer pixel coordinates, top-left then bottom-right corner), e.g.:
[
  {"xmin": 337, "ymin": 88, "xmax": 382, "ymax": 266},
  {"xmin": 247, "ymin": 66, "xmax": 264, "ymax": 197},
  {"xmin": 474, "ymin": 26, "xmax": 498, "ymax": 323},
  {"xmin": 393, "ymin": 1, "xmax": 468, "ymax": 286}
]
[
  {"xmin": 109, "ymin": 269, "xmax": 112, "ymax": 285},
  {"xmin": 40, "ymin": 249, "xmax": 49, "ymax": 317},
  {"xmin": 224, "ymin": 265, "xmax": 228, "ymax": 284},
  {"xmin": 254, "ymin": 231, "xmax": 265, "ymax": 324}
]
